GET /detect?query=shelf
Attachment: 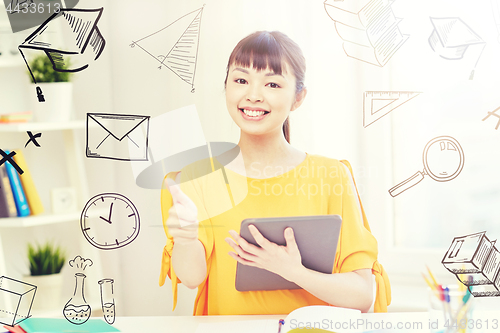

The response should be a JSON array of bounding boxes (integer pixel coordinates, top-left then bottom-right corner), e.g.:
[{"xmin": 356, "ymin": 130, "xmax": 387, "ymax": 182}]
[
  {"xmin": 0, "ymin": 212, "xmax": 82, "ymax": 227},
  {"xmin": 0, "ymin": 208, "xmax": 109, "ymax": 228},
  {"xmin": 0, "ymin": 120, "xmax": 85, "ymax": 132},
  {"xmin": 0, "ymin": 56, "xmax": 23, "ymax": 68}
]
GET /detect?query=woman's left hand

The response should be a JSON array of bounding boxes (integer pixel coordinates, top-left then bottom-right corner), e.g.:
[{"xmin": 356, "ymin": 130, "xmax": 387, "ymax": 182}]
[{"xmin": 225, "ymin": 225, "xmax": 304, "ymax": 282}]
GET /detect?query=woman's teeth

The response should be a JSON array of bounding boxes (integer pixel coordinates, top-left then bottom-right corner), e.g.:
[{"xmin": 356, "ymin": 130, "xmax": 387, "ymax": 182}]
[{"xmin": 242, "ymin": 109, "xmax": 267, "ymax": 117}]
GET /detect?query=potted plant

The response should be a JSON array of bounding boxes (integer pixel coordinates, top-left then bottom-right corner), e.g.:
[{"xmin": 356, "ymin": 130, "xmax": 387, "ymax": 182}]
[
  {"xmin": 24, "ymin": 242, "xmax": 66, "ymax": 311},
  {"xmin": 28, "ymin": 55, "xmax": 73, "ymax": 122}
]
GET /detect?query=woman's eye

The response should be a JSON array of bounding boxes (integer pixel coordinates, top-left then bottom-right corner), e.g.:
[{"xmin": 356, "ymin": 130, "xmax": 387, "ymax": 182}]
[
  {"xmin": 267, "ymin": 82, "xmax": 280, "ymax": 88},
  {"xmin": 235, "ymin": 78, "xmax": 247, "ymax": 84}
]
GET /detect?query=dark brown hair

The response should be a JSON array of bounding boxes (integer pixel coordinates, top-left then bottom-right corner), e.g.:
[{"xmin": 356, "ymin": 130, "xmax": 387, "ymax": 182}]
[{"xmin": 225, "ymin": 31, "xmax": 306, "ymax": 143}]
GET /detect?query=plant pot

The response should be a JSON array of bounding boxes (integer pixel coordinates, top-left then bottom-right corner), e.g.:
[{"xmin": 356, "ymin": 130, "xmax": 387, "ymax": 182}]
[
  {"xmin": 30, "ymin": 82, "xmax": 73, "ymax": 122},
  {"xmin": 23, "ymin": 273, "xmax": 63, "ymax": 311}
]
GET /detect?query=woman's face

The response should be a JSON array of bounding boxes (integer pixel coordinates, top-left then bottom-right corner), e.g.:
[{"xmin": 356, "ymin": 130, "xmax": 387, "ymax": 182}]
[{"xmin": 225, "ymin": 62, "xmax": 303, "ymax": 139}]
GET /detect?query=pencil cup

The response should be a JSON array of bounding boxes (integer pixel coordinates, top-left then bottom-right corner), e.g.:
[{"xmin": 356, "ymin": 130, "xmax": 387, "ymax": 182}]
[{"xmin": 428, "ymin": 285, "xmax": 474, "ymax": 333}]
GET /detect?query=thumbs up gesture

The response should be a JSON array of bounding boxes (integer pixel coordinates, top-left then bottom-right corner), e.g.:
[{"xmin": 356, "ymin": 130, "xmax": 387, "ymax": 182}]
[{"xmin": 165, "ymin": 177, "xmax": 199, "ymax": 244}]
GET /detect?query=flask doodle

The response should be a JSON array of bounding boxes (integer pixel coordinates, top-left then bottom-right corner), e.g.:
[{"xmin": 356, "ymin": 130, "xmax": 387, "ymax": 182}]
[
  {"xmin": 63, "ymin": 273, "xmax": 91, "ymax": 324},
  {"xmin": 63, "ymin": 256, "xmax": 93, "ymax": 325}
]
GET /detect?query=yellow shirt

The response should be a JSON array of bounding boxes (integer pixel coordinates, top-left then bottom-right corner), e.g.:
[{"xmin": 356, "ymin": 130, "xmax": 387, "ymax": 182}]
[{"xmin": 159, "ymin": 153, "xmax": 391, "ymax": 315}]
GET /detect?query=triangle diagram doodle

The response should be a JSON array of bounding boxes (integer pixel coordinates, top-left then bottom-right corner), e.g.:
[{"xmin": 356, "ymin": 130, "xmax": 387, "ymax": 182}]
[
  {"xmin": 131, "ymin": 6, "xmax": 204, "ymax": 91},
  {"xmin": 371, "ymin": 99, "xmax": 398, "ymax": 115},
  {"xmin": 363, "ymin": 91, "xmax": 421, "ymax": 128}
]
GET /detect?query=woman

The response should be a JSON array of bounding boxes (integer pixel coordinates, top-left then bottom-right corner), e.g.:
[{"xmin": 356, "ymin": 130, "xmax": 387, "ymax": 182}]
[{"xmin": 159, "ymin": 31, "xmax": 390, "ymax": 315}]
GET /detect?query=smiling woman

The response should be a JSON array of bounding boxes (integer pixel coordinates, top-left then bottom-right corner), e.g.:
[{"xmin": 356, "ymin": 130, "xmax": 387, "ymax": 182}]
[
  {"xmin": 159, "ymin": 31, "xmax": 391, "ymax": 316},
  {"xmin": 224, "ymin": 31, "xmax": 306, "ymax": 144}
]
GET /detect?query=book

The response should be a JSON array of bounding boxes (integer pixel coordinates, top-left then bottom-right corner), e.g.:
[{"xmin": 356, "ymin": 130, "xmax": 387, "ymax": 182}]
[
  {"xmin": 324, "ymin": 0, "xmax": 392, "ymax": 30},
  {"xmin": 13, "ymin": 150, "xmax": 44, "ymax": 215},
  {"xmin": 0, "ymin": 164, "xmax": 17, "ymax": 217},
  {"xmin": 279, "ymin": 305, "xmax": 361, "ymax": 332},
  {"xmin": 325, "ymin": 0, "xmax": 408, "ymax": 67},
  {"xmin": 4, "ymin": 150, "xmax": 30, "ymax": 217},
  {"xmin": 442, "ymin": 232, "xmax": 500, "ymax": 296},
  {"xmin": 0, "ymin": 112, "xmax": 32, "ymax": 123},
  {"xmin": 334, "ymin": 6, "xmax": 400, "ymax": 48},
  {"xmin": 342, "ymin": 27, "xmax": 408, "ymax": 67}
]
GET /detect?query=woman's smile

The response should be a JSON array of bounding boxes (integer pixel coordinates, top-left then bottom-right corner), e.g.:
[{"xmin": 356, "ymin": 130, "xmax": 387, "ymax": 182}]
[{"xmin": 239, "ymin": 107, "xmax": 270, "ymax": 121}]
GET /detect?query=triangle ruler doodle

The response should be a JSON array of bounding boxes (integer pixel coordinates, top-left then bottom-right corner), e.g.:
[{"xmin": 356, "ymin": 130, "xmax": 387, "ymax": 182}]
[
  {"xmin": 130, "ymin": 6, "xmax": 204, "ymax": 92},
  {"xmin": 363, "ymin": 91, "xmax": 421, "ymax": 127}
]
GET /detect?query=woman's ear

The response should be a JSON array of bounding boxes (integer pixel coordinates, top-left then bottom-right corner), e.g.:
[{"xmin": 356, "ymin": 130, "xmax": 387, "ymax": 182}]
[{"xmin": 291, "ymin": 88, "xmax": 307, "ymax": 111}]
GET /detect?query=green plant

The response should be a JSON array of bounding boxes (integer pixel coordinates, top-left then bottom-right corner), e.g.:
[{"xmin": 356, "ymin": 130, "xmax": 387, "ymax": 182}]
[
  {"xmin": 27, "ymin": 242, "xmax": 66, "ymax": 276},
  {"xmin": 28, "ymin": 55, "xmax": 72, "ymax": 83}
]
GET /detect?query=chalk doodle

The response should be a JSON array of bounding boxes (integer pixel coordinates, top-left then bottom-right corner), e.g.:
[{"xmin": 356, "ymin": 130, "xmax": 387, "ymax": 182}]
[
  {"xmin": 389, "ymin": 136, "xmax": 464, "ymax": 197},
  {"xmin": 324, "ymin": 0, "xmax": 408, "ymax": 67},
  {"xmin": 130, "ymin": 6, "xmax": 204, "ymax": 92},
  {"xmin": 443, "ymin": 232, "xmax": 500, "ymax": 297},
  {"xmin": 0, "ymin": 276, "xmax": 36, "ymax": 326},
  {"xmin": 19, "ymin": 8, "xmax": 106, "ymax": 102},
  {"xmin": 99, "ymin": 278, "xmax": 115, "ymax": 325},
  {"xmin": 428, "ymin": 17, "xmax": 486, "ymax": 80},
  {"xmin": 482, "ymin": 106, "xmax": 500, "ymax": 130},
  {"xmin": 80, "ymin": 193, "xmax": 140, "ymax": 250},
  {"xmin": 363, "ymin": 91, "xmax": 421, "ymax": 127},
  {"xmin": 64, "ymin": 256, "xmax": 93, "ymax": 325}
]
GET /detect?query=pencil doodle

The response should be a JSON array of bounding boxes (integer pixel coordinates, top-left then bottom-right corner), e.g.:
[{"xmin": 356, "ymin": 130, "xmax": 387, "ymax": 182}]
[
  {"xmin": 80, "ymin": 193, "xmax": 140, "ymax": 250},
  {"xmin": 0, "ymin": 149, "xmax": 23, "ymax": 175},
  {"xmin": 63, "ymin": 273, "xmax": 91, "ymax": 325},
  {"xmin": 86, "ymin": 113, "xmax": 150, "ymax": 161},
  {"xmin": 130, "ymin": 6, "xmax": 204, "ymax": 92},
  {"xmin": 389, "ymin": 136, "xmax": 464, "ymax": 197},
  {"xmin": 25, "ymin": 131, "xmax": 42, "ymax": 148},
  {"xmin": 482, "ymin": 106, "xmax": 500, "ymax": 129},
  {"xmin": 98, "ymin": 279, "xmax": 115, "ymax": 325},
  {"xmin": 428, "ymin": 17, "xmax": 486, "ymax": 80},
  {"xmin": 324, "ymin": 0, "xmax": 409, "ymax": 67},
  {"xmin": 443, "ymin": 232, "xmax": 500, "ymax": 297},
  {"xmin": 19, "ymin": 7, "xmax": 106, "ymax": 102},
  {"xmin": 363, "ymin": 91, "xmax": 421, "ymax": 127},
  {"xmin": 63, "ymin": 255, "xmax": 93, "ymax": 325},
  {"xmin": 68, "ymin": 255, "xmax": 93, "ymax": 271},
  {"xmin": 0, "ymin": 276, "xmax": 36, "ymax": 326}
]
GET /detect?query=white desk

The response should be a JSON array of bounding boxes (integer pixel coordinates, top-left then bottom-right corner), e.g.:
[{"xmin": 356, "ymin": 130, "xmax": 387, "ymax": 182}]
[{"xmin": 110, "ymin": 312, "xmax": 500, "ymax": 333}]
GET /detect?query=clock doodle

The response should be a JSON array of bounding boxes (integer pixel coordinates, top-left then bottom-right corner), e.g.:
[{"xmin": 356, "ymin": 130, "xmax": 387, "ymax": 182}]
[{"xmin": 80, "ymin": 193, "xmax": 140, "ymax": 250}]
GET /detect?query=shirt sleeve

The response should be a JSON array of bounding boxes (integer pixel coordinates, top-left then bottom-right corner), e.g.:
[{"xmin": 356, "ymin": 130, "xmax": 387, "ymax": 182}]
[
  {"xmin": 159, "ymin": 169, "xmax": 214, "ymax": 311},
  {"xmin": 334, "ymin": 160, "xmax": 391, "ymax": 312},
  {"xmin": 333, "ymin": 161, "xmax": 378, "ymax": 273}
]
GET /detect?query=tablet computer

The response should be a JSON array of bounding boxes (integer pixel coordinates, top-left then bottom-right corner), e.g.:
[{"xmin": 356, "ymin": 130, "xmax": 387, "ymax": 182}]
[{"xmin": 235, "ymin": 215, "xmax": 342, "ymax": 292}]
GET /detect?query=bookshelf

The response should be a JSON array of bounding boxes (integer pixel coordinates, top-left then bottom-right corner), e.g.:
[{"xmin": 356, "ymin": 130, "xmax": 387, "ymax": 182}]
[
  {"xmin": 0, "ymin": 120, "xmax": 85, "ymax": 132},
  {"xmin": 0, "ymin": 211, "xmax": 82, "ymax": 227},
  {"xmin": 0, "ymin": 57, "xmax": 23, "ymax": 68},
  {"xmin": 0, "ymin": 121, "xmax": 104, "ymax": 318}
]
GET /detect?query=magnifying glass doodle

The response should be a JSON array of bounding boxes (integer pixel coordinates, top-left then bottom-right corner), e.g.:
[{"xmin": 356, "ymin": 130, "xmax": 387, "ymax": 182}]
[{"xmin": 389, "ymin": 136, "xmax": 464, "ymax": 197}]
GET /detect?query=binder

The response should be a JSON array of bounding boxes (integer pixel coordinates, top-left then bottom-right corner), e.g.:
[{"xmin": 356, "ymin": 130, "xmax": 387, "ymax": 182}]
[
  {"xmin": 13, "ymin": 150, "xmax": 44, "ymax": 215},
  {"xmin": 4, "ymin": 150, "xmax": 30, "ymax": 217}
]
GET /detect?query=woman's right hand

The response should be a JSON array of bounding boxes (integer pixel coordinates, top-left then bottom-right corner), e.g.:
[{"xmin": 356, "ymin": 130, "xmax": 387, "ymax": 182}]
[{"xmin": 165, "ymin": 177, "xmax": 199, "ymax": 244}]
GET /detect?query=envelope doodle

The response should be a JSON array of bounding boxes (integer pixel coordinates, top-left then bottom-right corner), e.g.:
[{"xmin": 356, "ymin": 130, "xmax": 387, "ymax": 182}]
[{"xmin": 86, "ymin": 113, "xmax": 150, "ymax": 161}]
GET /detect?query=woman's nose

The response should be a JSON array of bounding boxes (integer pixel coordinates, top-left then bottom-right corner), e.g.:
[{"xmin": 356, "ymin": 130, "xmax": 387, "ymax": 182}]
[{"xmin": 246, "ymin": 84, "xmax": 263, "ymax": 103}]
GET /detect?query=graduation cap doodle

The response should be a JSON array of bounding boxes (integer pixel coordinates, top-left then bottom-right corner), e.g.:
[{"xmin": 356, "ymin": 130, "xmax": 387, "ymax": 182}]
[
  {"xmin": 19, "ymin": 8, "xmax": 106, "ymax": 102},
  {"xmin": 428, "ymin": 17, "xmax": 486, "ymax": 79}
]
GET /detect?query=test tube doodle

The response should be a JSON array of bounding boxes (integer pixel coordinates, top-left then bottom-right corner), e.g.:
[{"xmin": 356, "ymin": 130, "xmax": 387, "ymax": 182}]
[{"xmin": 98, "ymin": 278, "xmax": 115, "ymax": 325}]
